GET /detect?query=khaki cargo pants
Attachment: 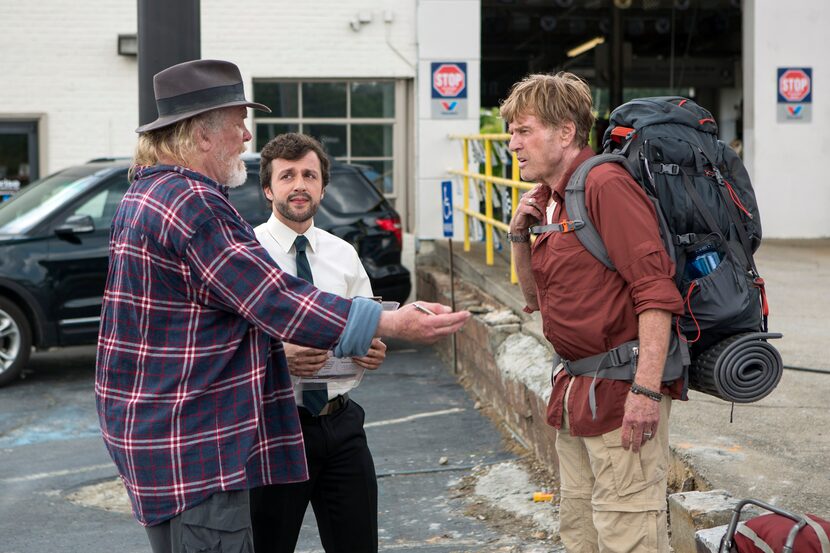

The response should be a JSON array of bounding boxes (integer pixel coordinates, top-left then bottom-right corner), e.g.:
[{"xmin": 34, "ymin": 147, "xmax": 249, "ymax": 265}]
[{"xmin": 556, "ymin": 394, "xmax": 672, "ymax": 553}]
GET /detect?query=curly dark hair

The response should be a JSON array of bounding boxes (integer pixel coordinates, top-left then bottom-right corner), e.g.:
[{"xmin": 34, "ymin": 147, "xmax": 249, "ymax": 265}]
[{"xmin": 259, "ymin": 133, "xmax": 331, "ymax": 197}]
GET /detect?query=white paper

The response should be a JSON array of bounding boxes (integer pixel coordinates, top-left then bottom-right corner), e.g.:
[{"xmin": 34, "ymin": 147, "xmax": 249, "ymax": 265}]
[
  {"xmin": 301, "ymin": 353, "xmax": 364, "ymax": 386},
  {"xmin": 299, "ymin": 299, "xmax": 399, "ymax": 387}
]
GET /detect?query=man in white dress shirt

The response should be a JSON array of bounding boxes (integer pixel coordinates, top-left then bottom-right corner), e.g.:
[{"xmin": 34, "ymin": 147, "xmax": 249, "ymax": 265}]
[{"xmin": 250, "ymin": 133, "xmax": 385, "ymax": 553}]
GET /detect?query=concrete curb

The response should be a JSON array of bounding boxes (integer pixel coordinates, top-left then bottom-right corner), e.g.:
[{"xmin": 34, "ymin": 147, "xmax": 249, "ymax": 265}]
[{"xmin": 669, "ymin": 490, "xmax": 760, "ymax": 553}]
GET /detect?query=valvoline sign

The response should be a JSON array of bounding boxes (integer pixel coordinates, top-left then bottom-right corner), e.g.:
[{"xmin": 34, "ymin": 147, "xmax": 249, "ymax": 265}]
[
  {"xmin": 777, "ymin": 68, "xmax": 812, "ymax": 103},
  {"xmin": 431, "ymin": 63, "xmax": 467, "ymax": 99}
]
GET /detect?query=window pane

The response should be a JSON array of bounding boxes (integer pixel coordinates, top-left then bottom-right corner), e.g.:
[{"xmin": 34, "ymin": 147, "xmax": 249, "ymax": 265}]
[
  {"xmin": 0, "ymin": 133, "xmax": 31, "ymax": 188},
  {"xmin": 353, "ymin": 160, "xmax": 394, "ymax": 195},
  {"xmin": 68, "ymin": 175, "xmax": 130, "ymax": 229},
  {"xmin": 302, "ymin": 82, "xmax": 347, "ymax": 117},
  {"xmin": 305, "ymin": 124, "xmax": 347, "ymax": 158},
  {"xmin": 253, "ymin": 82, "xmax": 298, "ymax": 118},
  {"xmin": 351, "ymin": 82, "xmax": 395, "ymax": 118},
  {"xmin": 256, "ymin": 123, "xmax": 300, "ymax": 151},
  {"xmin": 351, "ymin": 124, "xmax": 393, "ymax": 157}
]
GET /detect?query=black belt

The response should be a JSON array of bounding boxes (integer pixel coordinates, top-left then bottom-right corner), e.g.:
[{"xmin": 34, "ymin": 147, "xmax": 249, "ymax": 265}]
[{"xmin": 299, "ymin": 393, "xmax": 349, "ymax": 417}]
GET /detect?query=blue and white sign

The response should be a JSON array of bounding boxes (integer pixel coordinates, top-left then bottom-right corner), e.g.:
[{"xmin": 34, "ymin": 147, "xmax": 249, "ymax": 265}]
[
  {"xmin": 777, "ymin": 67, "xmax": 812, "ymax": 123},
  {"xmin": 431, "ymin": 62, "xmax": 468, "ymax": 119},
  {"xmin": 441, "ymin": 180, "xmax": 453, "ymax": 237}
]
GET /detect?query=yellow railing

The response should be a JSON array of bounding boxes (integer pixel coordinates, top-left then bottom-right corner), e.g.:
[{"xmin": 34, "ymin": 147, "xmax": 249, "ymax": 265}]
[{"xmin": 448, "ymin": 133, "xmax": 533, "ymax": 284}]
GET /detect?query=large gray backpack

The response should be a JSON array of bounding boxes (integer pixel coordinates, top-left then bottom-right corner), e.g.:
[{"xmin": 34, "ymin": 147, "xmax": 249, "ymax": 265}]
[{"xmin": 557, "ymin": 97, "xmax": 782, "ymax": 402}]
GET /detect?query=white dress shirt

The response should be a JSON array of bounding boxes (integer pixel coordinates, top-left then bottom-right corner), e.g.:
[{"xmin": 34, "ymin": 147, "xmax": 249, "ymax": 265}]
[{"xmin": 255, "ymin": 213, "xmax": 374, "ymax": 403}]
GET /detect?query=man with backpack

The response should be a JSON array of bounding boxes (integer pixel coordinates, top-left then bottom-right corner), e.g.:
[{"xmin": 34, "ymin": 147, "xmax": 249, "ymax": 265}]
[{"xmin": 503, "ymin": 72, "xmax": 685, "ymax": 553}]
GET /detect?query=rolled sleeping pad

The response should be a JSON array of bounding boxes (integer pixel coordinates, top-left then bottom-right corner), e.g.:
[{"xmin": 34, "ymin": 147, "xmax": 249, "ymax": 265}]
[{"xmin": 689, "ymin": 332, "xmax": 784, "ymax": 403}]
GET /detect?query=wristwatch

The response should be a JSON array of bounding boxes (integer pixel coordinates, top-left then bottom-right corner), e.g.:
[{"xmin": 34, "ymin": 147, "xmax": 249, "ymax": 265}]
[{"xmin": 507, "ymin": 232, "xmax": 530, "ymax": 243}]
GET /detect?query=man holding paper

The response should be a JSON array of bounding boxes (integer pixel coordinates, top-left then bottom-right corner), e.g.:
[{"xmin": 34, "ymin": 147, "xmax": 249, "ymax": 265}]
[{"xmin": 251, "ymin": 133, "xmax": 385, "ymax": 553}]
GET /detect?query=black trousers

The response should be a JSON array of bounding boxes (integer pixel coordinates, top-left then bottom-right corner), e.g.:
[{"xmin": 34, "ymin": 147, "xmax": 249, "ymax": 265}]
[{"xmin": 250, "ymin": 399, "xmax": 378, "ymax": 553}]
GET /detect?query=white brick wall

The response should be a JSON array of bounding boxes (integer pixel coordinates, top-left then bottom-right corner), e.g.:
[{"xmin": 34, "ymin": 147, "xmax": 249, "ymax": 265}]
[
  {"xmin": 0, "ymin": 0, "xmax": 416, "ymax": 176},
  {"xmin": 202, "ymin": 0, "xmax": 417, "ymax": 80},
  {"xmin": 0, "ymin": 0, "xmax": 138, "ymax": 174}
]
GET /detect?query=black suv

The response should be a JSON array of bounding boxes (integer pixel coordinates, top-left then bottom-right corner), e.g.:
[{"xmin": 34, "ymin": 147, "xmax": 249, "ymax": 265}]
[{"xmin": 0, "ymin": 156, "xmax": 410, "ymax": 386}]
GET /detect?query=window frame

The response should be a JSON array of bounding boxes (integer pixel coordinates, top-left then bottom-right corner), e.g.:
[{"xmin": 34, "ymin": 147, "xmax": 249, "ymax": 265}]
[{"xmin": 253, "ymin": 79, "xmax": 405, "ymax": 200}]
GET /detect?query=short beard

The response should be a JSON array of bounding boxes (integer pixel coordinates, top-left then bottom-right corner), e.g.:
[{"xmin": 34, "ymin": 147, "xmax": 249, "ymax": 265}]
[
  {"xmin": 275, "ymin": 192, "xmax": 319, "ymax": 223},
  {"xmin": 216, "ymin": 149, "xmax": 247, "ymax": 188},
  {"xmin": 225, "ymin": 159, "xmax": 247, "ymax": 188}
]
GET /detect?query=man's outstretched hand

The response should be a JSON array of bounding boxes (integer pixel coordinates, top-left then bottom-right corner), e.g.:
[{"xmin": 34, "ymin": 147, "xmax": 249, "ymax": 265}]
[{"xmin": 376, "ymin": 302, "xmax": 470, "ymax": 344}]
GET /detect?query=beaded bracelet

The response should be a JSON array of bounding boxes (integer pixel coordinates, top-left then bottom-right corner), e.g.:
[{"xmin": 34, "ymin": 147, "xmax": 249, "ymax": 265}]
[{"xmin": 629, "ymin": 382, "xmax": 663, "ymax": 402}]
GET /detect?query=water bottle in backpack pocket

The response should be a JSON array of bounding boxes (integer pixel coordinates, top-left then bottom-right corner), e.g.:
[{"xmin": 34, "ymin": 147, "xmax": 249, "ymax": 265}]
[
  {"xmin": 678, "ymin": 237, "xmax": 757, "ymax": 344},
  {"xmin": 684, "ymin": 243, "xmax": 722, "ymax": 280}
]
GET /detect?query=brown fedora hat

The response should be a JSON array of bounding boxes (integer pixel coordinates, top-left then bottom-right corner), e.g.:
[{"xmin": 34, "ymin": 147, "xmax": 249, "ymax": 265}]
[{"xmin": 135, "ymin": 59, "xmax": 271, "ymax": 133}]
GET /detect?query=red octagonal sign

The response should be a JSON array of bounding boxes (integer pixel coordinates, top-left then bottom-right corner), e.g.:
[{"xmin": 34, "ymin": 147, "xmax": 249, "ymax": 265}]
[
  {"xmin": 433, "ymin": 64, "xmax": 466, "ymax": 97},
  {"xmin": 779, "ymin": 69, "xmax": 811, "ymax": 102}
]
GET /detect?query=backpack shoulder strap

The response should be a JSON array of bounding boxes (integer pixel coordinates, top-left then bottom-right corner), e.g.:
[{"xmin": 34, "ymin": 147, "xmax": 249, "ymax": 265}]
[{"xmin": 565, "ymin": 153, "xmax": 635, "ymax": 271}]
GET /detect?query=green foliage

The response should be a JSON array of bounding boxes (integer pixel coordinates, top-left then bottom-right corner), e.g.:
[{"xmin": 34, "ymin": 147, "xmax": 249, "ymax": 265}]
[{"xmin": 479, "ymin": 107, "xmax": 505, "ymax": 134}]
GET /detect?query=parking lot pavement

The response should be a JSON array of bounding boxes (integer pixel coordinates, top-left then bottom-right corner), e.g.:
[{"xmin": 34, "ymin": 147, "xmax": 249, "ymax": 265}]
[
  {"xmin": 0, "ymin": 340, "xmax": 557, "ymax": 553},
  {"xmin": 0, "ymin": 346, "xmax": 147, "ymax": 553},
  {"xmin": 294, "ymin": 337, "xmax": 554, "ymax": 552}
]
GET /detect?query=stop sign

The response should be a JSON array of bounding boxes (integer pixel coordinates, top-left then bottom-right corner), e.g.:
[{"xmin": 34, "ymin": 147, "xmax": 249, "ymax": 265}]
[
  {"xmin": 433, "ymin": 64, "xmax": 466, "ymax": 97},
  {"xmin": 779, "ymin": 69, "xmax": 811, "ymax": 102}
]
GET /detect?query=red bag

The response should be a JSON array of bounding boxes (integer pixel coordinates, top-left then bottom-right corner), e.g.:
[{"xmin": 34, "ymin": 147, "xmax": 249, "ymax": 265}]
[
  {"xmin": 720, "ymin": 499, "xmax": 830, "ymax": 553},
  {"xmin": 734, "ymin": 513, "xmax": 830, "ymax": 553}
]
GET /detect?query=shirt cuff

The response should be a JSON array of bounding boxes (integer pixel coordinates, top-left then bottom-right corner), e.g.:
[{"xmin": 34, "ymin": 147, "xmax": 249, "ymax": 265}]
[
  {"xmin": 630, "ymin": 275, "xmax": 685, "ymax": 316},
  {"xmin": 334, "ymin": 297, "xmax": 382, "ymax": 358}
]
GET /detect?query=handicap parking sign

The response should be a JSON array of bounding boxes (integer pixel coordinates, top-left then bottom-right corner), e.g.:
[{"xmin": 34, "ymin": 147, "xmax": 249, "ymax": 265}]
[{"xmin": 441, "ymin": 180, "xmax": 453, "ymax": 237}]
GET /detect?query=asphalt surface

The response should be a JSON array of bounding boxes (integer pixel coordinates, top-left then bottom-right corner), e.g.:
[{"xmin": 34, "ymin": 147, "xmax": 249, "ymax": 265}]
[
  {"xmin": 0, "ymin": 339, "xmax": 546, "ymax": 553},
  {"xmin": 0, "ymin": 348, "xmax": 146, "ymax": 553}
]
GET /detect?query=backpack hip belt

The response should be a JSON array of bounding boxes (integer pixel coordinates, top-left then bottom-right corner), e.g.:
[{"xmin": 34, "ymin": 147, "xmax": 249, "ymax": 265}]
[
  {"xmin": 556, "ymin": 334, "xmax": 690, "ymax": 383},
  {"xmin": 553, "ymin": 335, "xmax": 691, "ymax": 419}
]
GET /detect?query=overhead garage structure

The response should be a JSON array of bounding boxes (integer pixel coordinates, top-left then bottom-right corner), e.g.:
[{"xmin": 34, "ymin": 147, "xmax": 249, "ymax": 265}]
[{"xmin": 481, "ymin": 0, "xmax": 743, "ymax": 143}]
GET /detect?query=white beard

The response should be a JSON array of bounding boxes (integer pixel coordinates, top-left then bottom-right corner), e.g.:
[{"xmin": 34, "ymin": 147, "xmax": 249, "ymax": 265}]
[
  {"xmin": 225, "ymin": 159, "xmax": 247, "ymax": 188},
  {"xmin": 214, "ymin": 146, "xmax": 248, "ymax": 188}
]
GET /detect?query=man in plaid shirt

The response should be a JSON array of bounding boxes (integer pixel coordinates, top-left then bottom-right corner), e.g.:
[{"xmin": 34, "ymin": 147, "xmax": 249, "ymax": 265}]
[{"xmin": 95, "ymin": 59, "xmax": 469, "ymax": 553}]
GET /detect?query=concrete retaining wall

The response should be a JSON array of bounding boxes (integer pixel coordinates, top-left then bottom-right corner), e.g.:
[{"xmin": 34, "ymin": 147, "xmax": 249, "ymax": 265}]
[{"xmin": 416, "ymin": 262, "xmax": 560, "ymax": 472}]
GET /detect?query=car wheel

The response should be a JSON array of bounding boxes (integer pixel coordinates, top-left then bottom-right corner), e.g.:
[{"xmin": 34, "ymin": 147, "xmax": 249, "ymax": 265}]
[{"xmin": 0, "ymin": 298, "xmax": 32, "ymax": 387}]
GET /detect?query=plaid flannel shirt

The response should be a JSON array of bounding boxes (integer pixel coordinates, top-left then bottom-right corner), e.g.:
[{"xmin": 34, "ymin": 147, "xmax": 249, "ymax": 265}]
[{"xmin": 95, "ymin": 165, "xmax": 353, "ymax": 526}]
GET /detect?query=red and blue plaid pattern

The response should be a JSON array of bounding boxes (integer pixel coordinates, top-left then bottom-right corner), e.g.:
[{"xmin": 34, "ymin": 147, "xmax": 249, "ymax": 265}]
[{"xmin": 95, "ymin": 165, "xmax": 352, "ymax": 526}]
